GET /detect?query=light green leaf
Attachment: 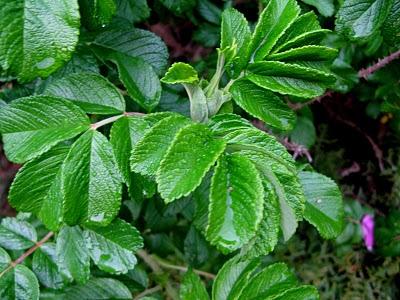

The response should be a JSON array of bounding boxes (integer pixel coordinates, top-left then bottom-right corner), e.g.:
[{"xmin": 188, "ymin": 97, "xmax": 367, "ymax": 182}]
[
  {"xmin": 336, "ymin": 0, "xmax": 394, "ymax": 40},
  {"xmin": 267, "ymin": 46, "xmax": 338, "ymax": 63},
  {"xmin": 212, "ymin": 256, "xmax": 259, "ymax": 300},
  {"xmin": 183, "ymin": 83, "xmax": 209, "ymax": 123},
  {"xmin": 0, "ymin": 217, "xmax": 37, "ymax": 250},
  {"xmin": 161, "ymin": 62, "xmax": 199, "ymax": 84},
  {"xmin": 272, "ymin": 11, "xmax": 321, "ymax": 53},
  {"xmin": 0, "ymin": 0, "xmax": 80, "ymax": 82},
  {"xmin": 44, "ymin": 73, "xmax": 125, "ymax": 114},
  {"xmin": 220, "ymin": 8, "xmax": 251, "ymax": 75},
  {"xmin": 9, "ymin": 146, "xmax": 68, "ymax": 224},
  {"xmin": 79, "ymin": 0, "xmax": 116, "ymax": 30},
  {"xmin": 93, "ymin": 28, "xmax": 168, "ymax": 75},
  {"xmin": 56, "ymin": 226, "xmax": 90, "ymax": 284},
  {"xmin": 180, "ymin": 269, "xmax": 210, "ymax": 300},
  {"xmin": 115, "ymin": 0, "xmax": 150, "ymax": 23},
  {"xmin": 242, "ymin": 180, "xmax": 280, "ymax": 258},
  {"xmin": 382, "ymin": 0, "xmax": 400, "ymax": 46},
  {"xmin": 247, "ymin": 61, "xmax": 335, "ymax": 99},
  {"xmin": 131, "ymin": 115, "xmax": 190, "ymax": 176},
  {"xmin": 0, "ymin": 96, "xmax": 90, "ymax": 163},
  {"xmin": 301, "ymin": 0, "xmax": 335, "ymax": 17},
  {"xmin": 237, "ymin": 263, "xmax": 297, "ymax": 299},
  {"xmin": 62, "ymin": 130, "xmax": 123, "ymax": 226},
  {"xmin": 299, "ymin": 171, "xmax": 344, "ymax": 239},
  {"xmin": 272, "ymin": 286, "xmax": 320, "ymax": 300},
  {"xmin": 62, "ymin": 278, "xmax": 132, "ymax": 300},
  {"xmin": 0, "ymin": 248, "xmax": 39, "ymax": 300},
  {"xmin": 250, "ymin": 0, "xmax": 300, "ymax": 61},
  {"xmin": 230, "ymin": 79, "xmax": 295, "ymax": 131},
  {"xmin": 206, "ymin": 153, "xmax": 264, "ymax": 253},
  {"xmin": 110, "ymin": 116, "xmax": 151, "ymax": 196},
  {"xmin": 113, "ymin": 54, "xmax": 161, "ymax": 112},
  {"xmin": 32, "ymin": 243, "xmax": 67, "ymax": 289},
  {"xmin": 157, "ymin": 123, "xmax": 226, "ymax": 202},
  {"xmin": 84, "ymin": 218, "xmax": 143, "ymax": 274}
]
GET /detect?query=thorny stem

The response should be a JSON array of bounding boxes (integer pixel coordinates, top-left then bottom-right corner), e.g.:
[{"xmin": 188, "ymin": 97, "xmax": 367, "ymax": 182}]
[
  {"xmin": 90, "ymin": 112, "xmax": 145, "ymax": 130},
  {"xmin": 0, "ymin": 231, "xmax": 54, "ymax": 278},
  {"xmin": 358, "ymin": 49, "xmax": 400, "ymax": 79}
]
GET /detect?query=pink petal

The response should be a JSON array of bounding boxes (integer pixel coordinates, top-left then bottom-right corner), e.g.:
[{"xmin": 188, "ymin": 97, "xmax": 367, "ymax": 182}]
[{"xmin": 361, "ymin": 214, "xmax": 374, "ymax": 251}]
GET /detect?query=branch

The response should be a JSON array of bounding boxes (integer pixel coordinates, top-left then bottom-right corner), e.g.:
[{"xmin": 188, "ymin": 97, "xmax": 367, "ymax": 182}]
[
  {"xmin": 0, "ymin": 231, "xmax": 54, "ymax": 278},
  {"xmin": 134, "ymin": 285, "xmax": 162, "ymax": 300},
  {"xmin": 358, "ymin": 49, "xmax": 400, "ymax": 79}
]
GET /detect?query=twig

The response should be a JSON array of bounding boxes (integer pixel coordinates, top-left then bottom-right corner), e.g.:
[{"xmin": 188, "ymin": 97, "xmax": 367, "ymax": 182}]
[
  {"xmin": 153, "ymin": 256, "xmax": 216, "ymax": 280},
  {"xmin": 358, "ymin": 49, "xmax": 400, "ymax": 79},
  {"xmin": 90, "ymin": 112, "xmax": 144, "ymax": 130},
  {"xmin": 134, "ymin": 285, "xmax": 162, "ymax": 300},
  {"xmin": 0, "ymin": 231, "xmax": 54, "ymax": 278}
]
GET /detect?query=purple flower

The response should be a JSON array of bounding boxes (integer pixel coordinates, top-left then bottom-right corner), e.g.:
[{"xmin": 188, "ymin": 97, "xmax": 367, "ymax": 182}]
[{"xmin": 361, "ymin": 214, "xmax": 374, "ymax": 251}]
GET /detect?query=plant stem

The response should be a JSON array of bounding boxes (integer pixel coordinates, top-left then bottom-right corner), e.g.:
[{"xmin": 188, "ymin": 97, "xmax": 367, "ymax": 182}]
[
  {"xmin": 152, "ymin": 255, "xmax": 216, "ymax": 280},
  {"xmin": 358, "ymin": 49, "xmax": 400, "ymax": 79},
  {"xmin": 90, "ymin": 112, "xmax": 145, "ymax": 130},
  {"xmin": 0, "ymin": 231, "xmax": 54, "ymax": 278},
  {"xmin": 137, "ymin": 250, "xmax": 179, "ymax": 300},
  {"xmin": 134, "ymin": 285, "xmax": 162, "ymax": 300}
]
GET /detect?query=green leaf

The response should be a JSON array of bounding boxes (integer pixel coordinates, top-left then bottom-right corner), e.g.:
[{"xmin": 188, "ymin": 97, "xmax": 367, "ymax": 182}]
[
  {"xmin": 250, "ymin": 0, "xmax": 300, "ymax": 61},
  {"xmin": 113, "ymin": 54, "xmax": 161, "ymax": 112},
  {"xmin": 110, "ymin": 116, "xmax": 151, "ymax": 195},
  {"xmin": 382, "ymin": 0, "xmax": 400, "ymax": 46},
  {"xmin": 0, "ymin": 96, "xmax": 90, "ymax": 163},
  {"xmin": 267, "ymin": 46, "xmax": 338, "ymax": 63},
  {"xmin": 93, "ymin": 28, "xmax": 168, "ymax": 75},
  {"xmin": 62, "ymin": 278, "xmax": 132, "ymax": 300},
  {"xmin": 237, "ymin": 263, "xmax": 297, "ymax": 299},
  {"xmin": 0, "ymin": 218, "xmax": 37, "ymax": 250},
  {"xmin": 336, "ymin": 0, "xmax": 394, "ymax": 40},
  {"xmin": 84, "ymin": 218, "xmax": 143, "ymax": 274},
  {"xmin": 225, "ymin": 128, "xmax": 305, "ymax": 241},
  {"xmin": 242, "ymin": 180, "xmax": 280, "ymax": 258},
  {"xmin": 299, "ymin": 171, "xmax": 344, "ymax": 239},
  {"xmin": 230, "ymin": 79, "xmax": 295, "ymax": 131},
  {"xmin": 115, "ymin": 0, "xmax": 150, "ymax": 23},
  {"xmin": 157, "ymin": 123, "xmax": 226, "ymax": 202},
  {"xmin": 0, "ymin": 248, "xmax": 39, "ymax": 300},
  {"xmin": 212, "ymin": 256, "xmax": 258, "ymax": 300},
  {"xmin": 32, "ymin": 243, "xmax": 67, "ymax": 289},
  {"xmin": 44, "ymin": 73, "xmax": 125, "ymax": 114},
  {"xmin": 9, "ymin": 145, "xmax": 69, "ymax": 231},
  {"xmin": 208, "ymin": 114, "xmax": 253, "ymax": 136},
  {"xmin": 131, "ymin": 115, "xmax": 190, "ymax": 176},
  {"xmin": 180, "ymin": 269, "xmax": 210, "ymax": 300},
  {"xmin": 290, "ymin": 116, "xmax": 316, "ymax": 148},
  {"xmin": 301, "ymin": 0, "xmax": 335, "ymax": 17},
  {"xmin": 56, "ymin": 226, "xmax": 90, "ymax": 284},
  {"xmin": 198, "ymin": 0, "xmax": 221, "ymax": 24},
  {"xmin": 272, "ymin": 11, "xmax": 322, "ymax": 53},
  {"xmin": 247, "ymin": 61, "xmax": 335, "ymax": 99},
  {"xmin": 160, "ymin": 0, "xmax": 196, "ymax": 15},
  {"xmin": 206, "ymin": 153, "xmax": 264, "ymax": 253},
  {"xmin": 184, "ymin": 226, "xmax": 209, "ymax": 266},
  {"xmin": 220, "ymin": 8, "xmax": 251, "ymax": 76},
  {"xmin": 62, "ymin": 130, "xmax": 123, "ymax": 226},
  {"xmin": 272, "ymin": 286, "xmax": 319, "ymax": 300},
  {"xmin": 161, "ymin": 62, "xmax": 199, "ymax": 84},
  {"xmin": 79, "ymin": 0, "xmax": 116, "ymax": 30},
  {"xmin": 0, "ymin": 0, "xmax": 80, "ymax": 82}
]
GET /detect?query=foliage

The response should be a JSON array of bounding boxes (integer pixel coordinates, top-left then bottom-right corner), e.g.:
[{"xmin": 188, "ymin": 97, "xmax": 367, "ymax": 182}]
[{"xmin": 0, "ymin": 0, "xmax": 399, "ymax": 299}]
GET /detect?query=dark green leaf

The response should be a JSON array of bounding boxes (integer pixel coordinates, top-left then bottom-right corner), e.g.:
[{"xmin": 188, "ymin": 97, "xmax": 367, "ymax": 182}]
[
  {"xmin": 93, "ymin": 28, "xmax": 168, "ymax": 75},
  {"xmin": 206, "ymin": 153, "xmax": 264, "ymax": 253},
  {"xmin": 56, "ymin": 226, "xmax": 90, "ymax": 284},
  {"xmin": 84, "ymin": 218, "xmax": 143, "ymax": 274},
  {"xmin": 382, "ymin": 0, "xmax": 400, "ymax": 46},
  {"xmin": 230, "ymin": 79, "xmax": 295, "ymax": 131},
  {"xmin": 0, "ymin": 96, "xmax": 90, "ymax": 163},
  {"xmin": 160, "ymin": 0, "xmax": 196, "ymax": 15},
  {"xmin": 62, "ymin": 130, "xmax": 123, "ymax": 226},
  {"xmin": 115, "ymin": 0, "xmax": 150, "ymax": 23},
  {"xmin": 301, "ymin": 0, "xmax": 335, "ymax": 17},
  {"xmin": 198, "ymin": 0, "xmax": 221, "ymax": 24},
  {"xmin": 157, "ymin": 123, "xmax": 226, "ymax": 202},
  {"xmin": 113, "ymin": 54, "xmax": 161, "ymax": 111},
  {"xmin": 300, "ymin": 171, "xmax": 344, "ymax": 239},
  {"xmin": 0, "ymin": 0, "xmax": 80, "ymax": 82},
  {"xmin": 0, "ymin": 217, "xmax": 37, "ymax": 250},
  {"xmin": 44, "ymin": 73, "xmax": 125, "ymax": 114},
  {"xmin": 63, "ymin": 278, "xmax": 132, "ymax": 299},
  {"xmin": 180, "ymin": 269, "xmax": 210, "ymax": 300},
  {"xmin": 79, "ymin": 0, "xmax": 116, "ymax": 30}
]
